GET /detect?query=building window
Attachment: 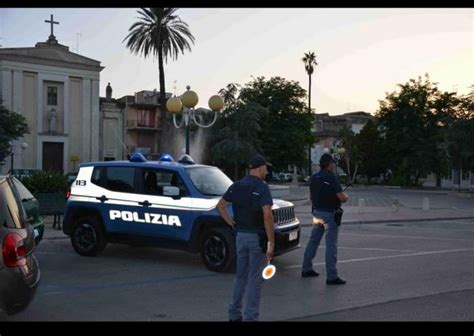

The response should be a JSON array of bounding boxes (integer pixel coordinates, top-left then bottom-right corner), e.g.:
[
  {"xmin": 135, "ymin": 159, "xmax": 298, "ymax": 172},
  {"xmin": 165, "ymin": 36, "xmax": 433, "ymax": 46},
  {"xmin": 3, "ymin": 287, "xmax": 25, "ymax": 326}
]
[
  {"xmin": 47, "ymin": 86, "xmax": 57, "ymax": 105},
  {"xmin": 137, "ymin": 110, "xmax": 155, "ymax": 128}
]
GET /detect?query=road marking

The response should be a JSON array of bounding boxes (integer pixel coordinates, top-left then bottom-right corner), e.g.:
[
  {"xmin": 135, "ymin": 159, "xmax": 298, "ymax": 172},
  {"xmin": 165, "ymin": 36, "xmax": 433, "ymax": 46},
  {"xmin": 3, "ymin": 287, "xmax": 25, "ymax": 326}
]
[
  {"xmin": 336, "ymin": 246, "xmax": 417, "ymax": 253},
  {"xmin": 340, "ymin": 232, "xmax": 474, "ymax": 242},
  {"xmin": 39, "ymin": 273, "xmax": 221, "ymax": 296},
  {"xmin": 36, "ymin": 251, "xmax": 76, "ymax": 256},
  {"xmin": 378, "ymin": 225, "xmax": 474, "ymax": 232},
  {"xmin": 284, "ymin": 247, "xmax": 474, "ymax": 269}
]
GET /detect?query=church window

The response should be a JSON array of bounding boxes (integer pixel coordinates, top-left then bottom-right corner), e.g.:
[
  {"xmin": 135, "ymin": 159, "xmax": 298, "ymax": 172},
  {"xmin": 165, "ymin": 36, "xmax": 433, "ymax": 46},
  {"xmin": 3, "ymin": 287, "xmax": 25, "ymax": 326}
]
[{"xmin": 47, "ymin": 86, "xmax": 58, "ymax": 105}]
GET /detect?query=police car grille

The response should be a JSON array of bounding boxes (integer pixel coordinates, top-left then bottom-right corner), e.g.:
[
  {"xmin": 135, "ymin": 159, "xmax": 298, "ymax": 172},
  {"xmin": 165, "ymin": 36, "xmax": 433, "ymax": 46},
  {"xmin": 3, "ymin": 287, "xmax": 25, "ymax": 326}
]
[{"xmin": 273, "ymin": 207, "xmax": 296, "ymax": 226}]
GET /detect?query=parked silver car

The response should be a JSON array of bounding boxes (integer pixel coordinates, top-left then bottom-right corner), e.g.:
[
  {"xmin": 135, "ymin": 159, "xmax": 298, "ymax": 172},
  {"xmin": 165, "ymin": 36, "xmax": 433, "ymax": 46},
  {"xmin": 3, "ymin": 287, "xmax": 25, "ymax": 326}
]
[
  {"xmin": 12, "ymin": 177, "xmax": 45, "ymax": 246},
  {"xmin": 0, "ymin": 175, "xmax": 40, "ymax": 315},
  {"xmin": 278, "ymin": 173, "xmax": 293, "ymax": 182}
]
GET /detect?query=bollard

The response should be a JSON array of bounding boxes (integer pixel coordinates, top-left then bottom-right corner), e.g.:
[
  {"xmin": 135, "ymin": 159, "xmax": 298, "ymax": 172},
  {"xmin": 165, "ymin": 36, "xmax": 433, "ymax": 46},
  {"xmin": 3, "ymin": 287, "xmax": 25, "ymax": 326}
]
[
  {"xmin": 422, "ymin": 197, "xmax": 430, "ymax": 211},
  {"xmin": 392, "ymin": 197, "xmax": 399, "ymax": 212},
  {"xmin": 358, "ymin": 198, "xmax": 365, "ymax": 213}
]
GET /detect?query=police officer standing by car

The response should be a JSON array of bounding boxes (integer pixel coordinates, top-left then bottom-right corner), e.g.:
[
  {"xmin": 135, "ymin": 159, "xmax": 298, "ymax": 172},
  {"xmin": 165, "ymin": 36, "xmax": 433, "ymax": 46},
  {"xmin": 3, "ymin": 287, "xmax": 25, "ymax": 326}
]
[
  {"xmin": 301, "ymin": 153, "xmax": 349, "ymax": 285},
  {"xmin": 217, "ymin": 154, "xmax": 275, "ymax": 322}
]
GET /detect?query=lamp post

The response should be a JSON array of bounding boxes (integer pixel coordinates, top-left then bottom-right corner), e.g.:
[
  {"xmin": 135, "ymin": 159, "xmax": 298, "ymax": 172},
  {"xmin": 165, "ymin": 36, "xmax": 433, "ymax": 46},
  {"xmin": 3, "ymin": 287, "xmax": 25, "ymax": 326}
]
[
  {"xmin": 8, "ymin": 141, "xmax": 28, "ymax": 174},
  {"xmin": 336, "ymin": 147, "xmax": 346, "ymax": 168},
  {"xmin": 336, "ymin": 147, "xmax": 346, "ymax": 181},
  {"xmin": 166, "ymin": 85, "xmax": 224, "ymax": 155},
  {"xmin": 336, "ymin": 147, "xmax": 345, "ymax": 158}
]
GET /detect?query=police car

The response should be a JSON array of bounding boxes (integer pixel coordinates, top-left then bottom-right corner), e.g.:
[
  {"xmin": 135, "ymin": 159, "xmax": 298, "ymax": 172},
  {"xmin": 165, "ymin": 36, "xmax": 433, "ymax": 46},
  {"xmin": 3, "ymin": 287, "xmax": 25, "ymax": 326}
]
[{"xmin": 62, "ymin": 153, "xmax": 300, "ymax": 272}]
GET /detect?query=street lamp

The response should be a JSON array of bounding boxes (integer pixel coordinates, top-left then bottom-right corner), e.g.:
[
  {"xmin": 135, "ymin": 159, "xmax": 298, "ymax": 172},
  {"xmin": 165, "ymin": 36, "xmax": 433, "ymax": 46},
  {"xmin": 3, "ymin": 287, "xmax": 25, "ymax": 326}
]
[
  {"xmin": 166, "ymin": 85, "xmax": 224, "ymax": 155},
  {"xmin": 8, "ymin": 141, "xmax": 28, "ymax": 174},
  {"xmin": 336, "ymin": 147, "xmax": 345, "ymax": 165},
  {"xmin": 336, "ymin": 147, "xmax": 348, "ymax": 183},
  {"xmin": 336, "ymin": 147, "xmax": 345, "ymax": 157}
]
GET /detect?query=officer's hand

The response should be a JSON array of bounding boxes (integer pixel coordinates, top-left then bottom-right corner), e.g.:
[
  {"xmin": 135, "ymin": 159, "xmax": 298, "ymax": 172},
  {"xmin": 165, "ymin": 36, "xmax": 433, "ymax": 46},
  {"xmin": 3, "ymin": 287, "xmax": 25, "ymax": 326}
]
[{"xmin": 266, "ymin": 242, "xmax": 274, "ymax": 262}]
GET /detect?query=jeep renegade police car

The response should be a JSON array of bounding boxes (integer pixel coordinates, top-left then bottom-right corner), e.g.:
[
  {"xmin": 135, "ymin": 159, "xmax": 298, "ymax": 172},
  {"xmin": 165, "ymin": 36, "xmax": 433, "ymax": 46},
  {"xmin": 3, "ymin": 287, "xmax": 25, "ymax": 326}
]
[{"xmin": 63, "ymin": 153, "xmax": 300, "ymax": 272}]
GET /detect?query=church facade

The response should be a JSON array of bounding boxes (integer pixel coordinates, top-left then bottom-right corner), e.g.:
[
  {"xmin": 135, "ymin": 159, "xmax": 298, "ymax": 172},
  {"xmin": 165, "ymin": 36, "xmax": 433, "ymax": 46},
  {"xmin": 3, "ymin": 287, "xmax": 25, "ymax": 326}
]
[{"xmin": 0, "ymin": 28, "xmax": 104, "ymax": 174}]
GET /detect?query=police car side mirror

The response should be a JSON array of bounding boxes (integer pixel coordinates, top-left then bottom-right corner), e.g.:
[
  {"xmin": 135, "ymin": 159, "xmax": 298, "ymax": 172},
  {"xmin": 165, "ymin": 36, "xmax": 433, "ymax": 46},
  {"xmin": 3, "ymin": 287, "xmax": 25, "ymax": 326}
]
[{"xmin": 163, "ymin": 186, "xmax": 180, "ymax": 198}]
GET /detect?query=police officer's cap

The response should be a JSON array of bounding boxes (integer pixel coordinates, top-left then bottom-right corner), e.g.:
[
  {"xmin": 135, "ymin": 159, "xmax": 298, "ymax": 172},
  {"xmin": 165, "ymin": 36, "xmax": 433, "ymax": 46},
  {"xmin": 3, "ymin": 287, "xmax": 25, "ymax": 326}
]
[
  {"xmin": 248, "ymin": 154, "xmax": 272, "ymax": 169},
  {"xmin": 320, "ymin": 153, "xmax": 336, "ymax": 165}
]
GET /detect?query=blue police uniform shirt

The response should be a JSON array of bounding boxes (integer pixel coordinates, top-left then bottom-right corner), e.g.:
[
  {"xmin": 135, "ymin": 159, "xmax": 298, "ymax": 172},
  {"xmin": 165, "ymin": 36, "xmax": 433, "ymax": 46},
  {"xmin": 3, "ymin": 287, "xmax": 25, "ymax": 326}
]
[
  {"xmin": 310, "ymin": 169, "xmax": 343, "ymax": 211},
  {"xmin": 223, "ymin": 175, "xmax": 273, "ymax": 233}
]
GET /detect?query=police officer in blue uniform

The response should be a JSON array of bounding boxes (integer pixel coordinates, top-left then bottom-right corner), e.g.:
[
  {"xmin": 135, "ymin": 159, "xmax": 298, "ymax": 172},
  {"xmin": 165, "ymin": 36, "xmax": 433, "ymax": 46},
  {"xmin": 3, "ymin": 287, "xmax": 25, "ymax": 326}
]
[
  {"xmin": 301, "ymin": 153, "xmax": 349, "ymax": 285},
  {"xmin": 217, "ymin": 154, "xmax": 275, "ymax": 321}
]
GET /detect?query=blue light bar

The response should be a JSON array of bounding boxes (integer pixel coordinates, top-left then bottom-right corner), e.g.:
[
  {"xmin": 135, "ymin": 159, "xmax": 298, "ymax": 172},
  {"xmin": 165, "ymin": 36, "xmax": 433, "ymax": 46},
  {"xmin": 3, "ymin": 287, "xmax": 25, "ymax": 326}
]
[
  {"xmin": 129, "ymin": 152, "xmax": 147, "ymax": 162},
  {"xmin": 159, "ymin": 153, "xmax": 175, "ymax": 162}
]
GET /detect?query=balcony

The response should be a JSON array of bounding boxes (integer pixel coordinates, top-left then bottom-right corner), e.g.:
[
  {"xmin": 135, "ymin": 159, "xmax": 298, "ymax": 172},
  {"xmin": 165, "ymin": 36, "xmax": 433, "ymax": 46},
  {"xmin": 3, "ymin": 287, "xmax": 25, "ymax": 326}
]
[{"xmin": 126, "ymin": 120, "xmax": 161, "ymax": 131}]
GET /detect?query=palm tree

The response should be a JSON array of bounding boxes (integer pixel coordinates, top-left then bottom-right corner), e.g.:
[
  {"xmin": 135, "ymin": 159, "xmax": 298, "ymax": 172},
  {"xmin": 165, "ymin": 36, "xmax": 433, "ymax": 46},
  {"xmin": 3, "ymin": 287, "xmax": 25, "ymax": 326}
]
[
  {"xmin": 302, "ymin": 51, "xmax": 318, "ymax": 175},
  {"xmin": 218, "ymin": 83, "xmax": 241, "ymax": 108},
  {"xmin": 123, "ymin": 8, "xmax": 195, "ymax": 152}
]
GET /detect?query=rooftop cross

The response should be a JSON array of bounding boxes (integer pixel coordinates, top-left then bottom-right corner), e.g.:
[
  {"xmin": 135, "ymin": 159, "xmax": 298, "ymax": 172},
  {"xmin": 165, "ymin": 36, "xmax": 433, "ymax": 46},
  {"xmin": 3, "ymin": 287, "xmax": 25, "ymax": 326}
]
[{"xmin": 45, "ymin": 14, "xmax": 59, "ymax": 38}]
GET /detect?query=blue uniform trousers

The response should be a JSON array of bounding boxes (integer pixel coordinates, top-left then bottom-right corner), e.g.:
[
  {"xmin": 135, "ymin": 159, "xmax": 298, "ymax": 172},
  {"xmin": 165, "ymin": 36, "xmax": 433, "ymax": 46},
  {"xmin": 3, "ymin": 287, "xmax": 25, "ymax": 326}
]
[
  {"xmin": 228, "ymin": 231, "xmax": 266, "ymax": 321},
  {"xmin": 302, "ymin": 209, "xmax": 340, "ymax": 280}
]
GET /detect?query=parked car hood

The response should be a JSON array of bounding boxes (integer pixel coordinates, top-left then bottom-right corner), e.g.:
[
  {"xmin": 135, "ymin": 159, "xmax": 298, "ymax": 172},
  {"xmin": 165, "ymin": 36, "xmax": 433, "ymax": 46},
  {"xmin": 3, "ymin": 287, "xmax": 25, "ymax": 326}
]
[{"xmin": 272, "ymin": 199, "xmax": 294, "ymax": 209}]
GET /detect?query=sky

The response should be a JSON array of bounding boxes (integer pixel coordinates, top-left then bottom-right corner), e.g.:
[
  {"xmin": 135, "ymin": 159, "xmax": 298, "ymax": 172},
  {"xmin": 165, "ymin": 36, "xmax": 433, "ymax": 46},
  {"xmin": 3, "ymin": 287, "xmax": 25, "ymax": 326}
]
[{"xmin": 0, "ymin": 8, "xmax": 472, "ymax": 115}]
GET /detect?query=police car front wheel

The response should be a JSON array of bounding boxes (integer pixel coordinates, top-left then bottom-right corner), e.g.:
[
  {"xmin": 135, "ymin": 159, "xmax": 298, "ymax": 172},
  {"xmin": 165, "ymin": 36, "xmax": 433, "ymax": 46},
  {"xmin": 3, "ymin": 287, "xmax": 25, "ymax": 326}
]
[
  {"xmin": 71, "ymin": 216, "xmax": 107, "ymax": 256},
  {"xmin": 200, "ymin": 227, "xmax": 236, "ymax": 273}
]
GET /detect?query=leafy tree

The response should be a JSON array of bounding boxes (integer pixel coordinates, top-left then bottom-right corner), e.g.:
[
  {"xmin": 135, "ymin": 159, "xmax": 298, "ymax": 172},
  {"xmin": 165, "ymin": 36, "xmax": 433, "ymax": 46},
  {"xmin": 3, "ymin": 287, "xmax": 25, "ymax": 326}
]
[
  {"xmin": 455, "ymin": 85, "xmax": 474, "ymax": 120},
  {"xmin": 356, "ymin": 120, "xmax": 386, "ymax": 184},
  {"xmin": 123, "ymin": 8, "xmax": 195, "ymax": 152},
  {"xmin": 375, "ymin": 74, "xmax": 454, "ymax": 186},
  {"xmin": 447, "ymin": 118, "xmax": 474, "ymax": 173},
  {"xmin": 302, "ymin": 51, "xmax": 318, "ymax": 174},
  {"xmin": 428, "ymin": 91, "xmax": 464, "ymax": 186},
  {"xmin": 446, "ymin": 92, "xmax": 474, "ymax": 173},
  {"xmin": 219, "ymin": 83, "xmax": 241, "ymax": 108},
  {"xmin": 209, "ymin": 84, "xmax": 267, "ymax": 179},
  {"xmin": 211, "ymin": 103, "xmax": 267, "ymax": 180},
  {"xmin": 239, "ymin": 76, "xmax": 312, "ymax": 172},
  {"xmin": 337, "ymin": 126, "xmax": 360, "ymax": 184},
  {"xmin": 0, "ymin": 103, "xmax": 29, "ymax": 164}
]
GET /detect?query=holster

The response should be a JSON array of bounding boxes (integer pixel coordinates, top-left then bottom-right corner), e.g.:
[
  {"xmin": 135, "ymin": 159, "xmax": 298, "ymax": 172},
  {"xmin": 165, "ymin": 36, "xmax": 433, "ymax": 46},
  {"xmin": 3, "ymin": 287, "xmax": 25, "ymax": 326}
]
[
  {"xmin": 258, "ymin": 232, "xmax": 268, "ymax": 253},
  {"xmin": 334, "ymin": 207, "xmax": 344, "ymax": 226}
]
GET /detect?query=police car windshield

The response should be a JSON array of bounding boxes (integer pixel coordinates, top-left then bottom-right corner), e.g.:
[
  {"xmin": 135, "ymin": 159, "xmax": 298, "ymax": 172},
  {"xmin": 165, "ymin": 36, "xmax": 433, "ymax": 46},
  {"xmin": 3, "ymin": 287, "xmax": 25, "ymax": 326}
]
[{"xmin": 185, "ymin": 166, "xmax": 233, "ymax": 196}]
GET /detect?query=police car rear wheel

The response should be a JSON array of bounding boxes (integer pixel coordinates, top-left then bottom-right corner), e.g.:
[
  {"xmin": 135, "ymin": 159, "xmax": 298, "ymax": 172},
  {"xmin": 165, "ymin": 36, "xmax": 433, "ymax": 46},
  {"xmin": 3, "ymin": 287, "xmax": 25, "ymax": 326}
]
[
  {"xmin": 71, "ymin": 216, "xmax": 107, "ymax": 256},
  {"xmin": 200, "ymin": 228, "xmax": 236, "ymax": 273}
]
